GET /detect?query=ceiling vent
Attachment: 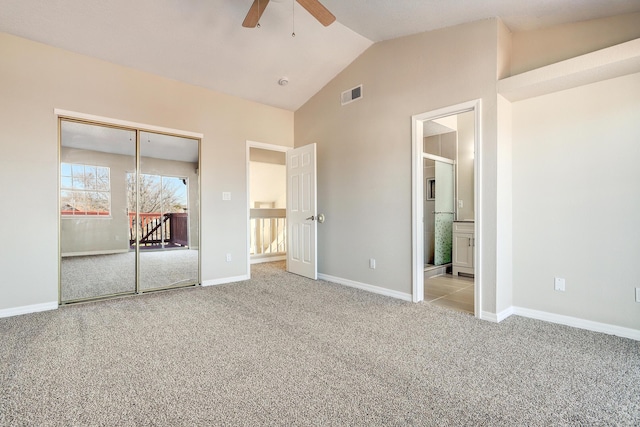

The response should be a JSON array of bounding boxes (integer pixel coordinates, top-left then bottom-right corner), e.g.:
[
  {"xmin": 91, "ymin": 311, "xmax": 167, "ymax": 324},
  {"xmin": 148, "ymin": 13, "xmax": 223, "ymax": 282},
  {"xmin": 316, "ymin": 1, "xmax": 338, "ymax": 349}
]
[{"xmin": 341, "ymin": 84, "xmax": 363, "ymax": 106}]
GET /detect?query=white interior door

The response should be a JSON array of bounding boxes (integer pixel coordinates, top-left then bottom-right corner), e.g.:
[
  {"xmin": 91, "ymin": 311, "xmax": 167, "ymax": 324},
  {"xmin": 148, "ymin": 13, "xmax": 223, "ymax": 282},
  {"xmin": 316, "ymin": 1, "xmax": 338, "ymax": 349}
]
[{"xmin": 286, "ymin": 143, "xmax": 317, "ymax": 279}]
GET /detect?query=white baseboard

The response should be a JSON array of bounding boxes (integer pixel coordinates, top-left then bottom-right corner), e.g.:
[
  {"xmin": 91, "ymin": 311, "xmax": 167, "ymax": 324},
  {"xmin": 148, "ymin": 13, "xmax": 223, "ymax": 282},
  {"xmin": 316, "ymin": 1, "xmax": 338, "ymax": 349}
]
[
  {"xmin": 250, "ymin": 255, "xmax": 286, "ymax": 264},
  {"xmin": 318, "ymin": 273, "xmax": 412, "ymax": 302},
  {"xmin": 481, "ymin": 311, "xmax": 498, "ymax": 323},
  {"xmin": 0, "ymin": 301, "xmax": 58, "ymax": 319},
  {"xmin": 481, "ymin": 307, "xmax": 514, "ymax": 323},
  {"xmin": 512, "ymin": 306, "xmax": 640, "ymax": 341},
  {"xmin": 202, "ymin": 275, "xmax": 250, "ymax": 287}
]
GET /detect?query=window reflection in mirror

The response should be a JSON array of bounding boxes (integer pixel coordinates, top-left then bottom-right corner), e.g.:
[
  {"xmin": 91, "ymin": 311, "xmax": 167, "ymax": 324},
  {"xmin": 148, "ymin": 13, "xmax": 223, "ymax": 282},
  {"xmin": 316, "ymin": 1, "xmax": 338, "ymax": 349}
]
[
  {"xmin": 138, "ymin": 131, "xmax": 199, "ymax": 291},
  {"xmin": 59, "ymin": 120, "xmax": 200, "ymax": 303},
  {"xmin": 59, "ymin": 120, "xmax": 136, "ymax": 302}
]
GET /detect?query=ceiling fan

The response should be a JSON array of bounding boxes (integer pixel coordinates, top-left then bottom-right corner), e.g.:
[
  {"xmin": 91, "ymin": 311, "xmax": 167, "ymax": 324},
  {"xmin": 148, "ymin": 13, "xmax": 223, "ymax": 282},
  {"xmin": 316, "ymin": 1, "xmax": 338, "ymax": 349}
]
[{"xmin": 242, "ymin": 0, "xmax": 336, "ymax": 28}]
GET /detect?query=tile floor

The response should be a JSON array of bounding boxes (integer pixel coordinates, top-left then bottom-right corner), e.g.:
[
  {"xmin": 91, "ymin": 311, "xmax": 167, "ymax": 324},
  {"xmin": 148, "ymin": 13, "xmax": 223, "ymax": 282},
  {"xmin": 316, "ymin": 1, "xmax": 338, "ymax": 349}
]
[{"xmin": 424, "ymin": 273, "xmax": 474, "ymax": 315}]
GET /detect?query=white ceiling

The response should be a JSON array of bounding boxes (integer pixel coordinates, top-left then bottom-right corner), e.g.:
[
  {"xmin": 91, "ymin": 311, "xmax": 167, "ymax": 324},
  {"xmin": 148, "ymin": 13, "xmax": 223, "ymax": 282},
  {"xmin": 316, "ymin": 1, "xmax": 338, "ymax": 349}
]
[{"xmin": 1, "ymin": 0, "xmax": 639, "ymax": 111}]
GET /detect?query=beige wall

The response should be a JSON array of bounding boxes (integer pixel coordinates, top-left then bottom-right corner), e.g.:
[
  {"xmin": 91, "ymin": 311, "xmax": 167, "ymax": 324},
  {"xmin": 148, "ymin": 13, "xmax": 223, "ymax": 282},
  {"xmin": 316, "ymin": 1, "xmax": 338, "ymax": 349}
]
[
  {"xmin": 511, "ymin": 72, "xmax": 640, "ymax": 330},
  {"xmin": 0, "ymin": 32, "xmax": 293, "ymax": 310},
  {"xmin": 295, "ymin": 19, "xmax": 502, "ymax": 312},
  {"xmin": 423, "ymin": 132, "xmax": 456, "ymax": 160},
  {"xmin": 249, "ymin": 161, "xmax": 286, "ymax": 209},
  {"xmin": 495, "ymin": 94, "xmax": 513, "ymax": 315},
  {"xmin": 456, "ymin": 111, "xmax": 475, "ymax": 221},
  {"xmin": 510, "ymin": 12, "xmax": 640, "ymax": 75},
  {"xmin": 496, "ymin": 13, "xmax": 640, "ymax": 329}
]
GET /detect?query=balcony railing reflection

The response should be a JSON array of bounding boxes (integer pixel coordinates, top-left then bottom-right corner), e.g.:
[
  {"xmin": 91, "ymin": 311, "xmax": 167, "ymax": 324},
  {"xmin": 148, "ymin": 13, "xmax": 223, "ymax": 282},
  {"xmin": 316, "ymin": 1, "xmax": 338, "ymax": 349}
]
[{"xmin": 128, "ymin": 212, "xmax": 189, "ymax": 249}]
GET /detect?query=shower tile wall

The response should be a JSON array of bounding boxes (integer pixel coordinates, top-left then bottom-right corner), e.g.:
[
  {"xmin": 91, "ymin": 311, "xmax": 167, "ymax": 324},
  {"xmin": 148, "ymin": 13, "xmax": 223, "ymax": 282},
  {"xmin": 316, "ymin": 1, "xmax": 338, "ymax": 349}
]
[{"xmin": 434, "ymin": 213, "xmax": 453, "ymax": 265}]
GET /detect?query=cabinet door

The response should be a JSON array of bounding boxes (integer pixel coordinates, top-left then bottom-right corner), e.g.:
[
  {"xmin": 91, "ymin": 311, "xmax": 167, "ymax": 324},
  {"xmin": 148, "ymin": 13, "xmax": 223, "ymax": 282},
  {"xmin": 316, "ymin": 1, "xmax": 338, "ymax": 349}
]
[{"xmin": 453, "ymin": 233, "xmax": 473, "ymax": 269}]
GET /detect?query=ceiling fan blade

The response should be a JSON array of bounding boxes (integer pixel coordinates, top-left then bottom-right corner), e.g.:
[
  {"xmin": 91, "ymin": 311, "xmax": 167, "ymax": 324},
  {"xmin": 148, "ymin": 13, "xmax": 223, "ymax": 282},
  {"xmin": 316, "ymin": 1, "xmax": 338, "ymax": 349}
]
[
  {"xmin": 242, "ymin": 0, "xmax": 270, "ymax": 28},
  {"xmin": 296, "ymin": 0, "xmax": 336, "ymax": 26}
]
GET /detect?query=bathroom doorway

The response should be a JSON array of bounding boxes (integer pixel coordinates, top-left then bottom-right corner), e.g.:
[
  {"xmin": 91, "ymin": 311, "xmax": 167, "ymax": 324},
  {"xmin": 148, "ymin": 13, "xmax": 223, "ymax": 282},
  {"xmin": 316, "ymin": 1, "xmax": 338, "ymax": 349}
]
[{"xmin": 412, "ymin": 100, "xmax": 480, "ymax": 317}]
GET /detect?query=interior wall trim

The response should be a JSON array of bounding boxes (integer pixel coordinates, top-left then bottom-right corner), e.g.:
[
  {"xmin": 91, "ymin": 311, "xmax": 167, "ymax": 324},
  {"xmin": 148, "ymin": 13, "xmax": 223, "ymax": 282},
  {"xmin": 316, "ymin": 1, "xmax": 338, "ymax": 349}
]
[
  {"xmin": 53, "ymin": 109, "xmax": 204, "ymax": 139},
  {"xmin": 498, "ymin": 38, "xmax": 640, "ymax": 102},
  {"xmin": 318, "ymin": 273, "xmax": 412, "ymax": 302},
  {"xmin": 250, "ymin": 256, "xmax": 287, "ymax": 264},
  {"xmin": 482, "ymin": 306, "xmax": 514, "ymax": 323},
  {"xmin": 512, "ymin": 306, "xmax": 640, "ymax": 341},
  {"xmin": 202, "ymin": 275, "xmax": 251, "ymax": 287},
  {"xmin": 0, "ymin": 301, "xmax": 58, "ymax": 319}
]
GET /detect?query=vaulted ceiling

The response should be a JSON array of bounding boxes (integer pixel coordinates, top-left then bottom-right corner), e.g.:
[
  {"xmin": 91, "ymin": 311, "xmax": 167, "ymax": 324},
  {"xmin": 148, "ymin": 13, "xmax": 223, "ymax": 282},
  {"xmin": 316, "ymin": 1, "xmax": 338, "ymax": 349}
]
[{"xmin": 1, "ymin": 0, "xmax": 639, "ymax": 111}]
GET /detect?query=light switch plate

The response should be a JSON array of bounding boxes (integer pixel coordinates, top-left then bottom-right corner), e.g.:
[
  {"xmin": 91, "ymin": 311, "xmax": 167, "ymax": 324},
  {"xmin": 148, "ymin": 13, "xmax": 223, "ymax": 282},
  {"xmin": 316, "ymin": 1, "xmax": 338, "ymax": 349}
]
[{"xmin": 222, "ymin": 192, "xmax": 231, "ymax": 201}]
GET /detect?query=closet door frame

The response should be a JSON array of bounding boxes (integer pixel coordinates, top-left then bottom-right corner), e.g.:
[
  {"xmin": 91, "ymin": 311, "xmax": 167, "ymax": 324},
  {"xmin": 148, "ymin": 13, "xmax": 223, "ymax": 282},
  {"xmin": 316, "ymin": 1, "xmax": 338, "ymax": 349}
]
[{"xmin": 56, "ymin": 109, "xmax": 202, "ymax": 305}]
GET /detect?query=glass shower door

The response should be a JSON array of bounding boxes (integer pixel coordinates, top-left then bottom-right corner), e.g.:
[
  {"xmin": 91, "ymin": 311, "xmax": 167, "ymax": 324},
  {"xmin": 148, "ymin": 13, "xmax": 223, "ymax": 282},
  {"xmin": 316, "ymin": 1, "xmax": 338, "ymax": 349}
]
[{"xmin": 433, "ymin": 161, "xmax": 455, "ymax": 265}]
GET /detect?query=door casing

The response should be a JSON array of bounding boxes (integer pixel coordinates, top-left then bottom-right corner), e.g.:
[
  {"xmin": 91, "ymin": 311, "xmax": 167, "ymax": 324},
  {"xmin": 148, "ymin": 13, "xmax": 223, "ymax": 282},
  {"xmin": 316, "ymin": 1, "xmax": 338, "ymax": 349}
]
[
  {"xmin": 411, "ymin": 100, "xmax": 482, "ymax": 317},
  {"xmin": 245, "ymin": 141, "xmax": 290, "ymax": 277}
]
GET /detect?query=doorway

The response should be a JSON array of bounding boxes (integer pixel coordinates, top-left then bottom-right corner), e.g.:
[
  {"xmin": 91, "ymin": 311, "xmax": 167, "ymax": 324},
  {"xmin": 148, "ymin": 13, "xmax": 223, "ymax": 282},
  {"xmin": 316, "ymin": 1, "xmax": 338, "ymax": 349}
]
[
  {"xmin": 59, "ymin": 117, "xmax": 201, "ymax": 303},
  {"xmin": 246, "ymin": 141, "xmax": 319, "ymax": 280},
  {"xmin": 246, "ymin": 141, "xmax": 289, "ymax": 274},
  {"xmin": 412, "ymin": 100, "xmax": 481, "ymax": 317}
]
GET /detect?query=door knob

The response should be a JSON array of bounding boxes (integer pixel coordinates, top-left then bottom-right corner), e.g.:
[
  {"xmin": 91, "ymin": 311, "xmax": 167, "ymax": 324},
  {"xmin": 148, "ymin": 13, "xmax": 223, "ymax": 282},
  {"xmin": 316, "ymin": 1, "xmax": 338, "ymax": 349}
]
[{"xmin": 305, "ymin": 214, "xmax": 325, "ymax": 223}]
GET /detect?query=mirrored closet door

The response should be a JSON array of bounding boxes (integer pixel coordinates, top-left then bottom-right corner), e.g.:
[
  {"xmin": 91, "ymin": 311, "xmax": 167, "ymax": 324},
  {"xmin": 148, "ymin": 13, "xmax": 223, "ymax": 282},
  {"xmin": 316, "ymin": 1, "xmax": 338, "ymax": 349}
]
[
  {"xmin": 59, "ymin": 119, "xmax": 200, "ymax": 304},
  {"xmin": 138, "ymin": 131, "xmax": 200, "ymax": 292},
  {"xmin": 60, "ymin": 120, "xmax": 137, "ymax": 302}
]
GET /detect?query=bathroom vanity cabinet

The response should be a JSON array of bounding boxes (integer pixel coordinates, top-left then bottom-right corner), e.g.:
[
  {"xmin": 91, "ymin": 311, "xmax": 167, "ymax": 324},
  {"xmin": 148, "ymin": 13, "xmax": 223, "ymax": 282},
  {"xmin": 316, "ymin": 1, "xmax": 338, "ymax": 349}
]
[{"xmin": 452, "ymin": 221, "xmax": 474, "ymax": 276}]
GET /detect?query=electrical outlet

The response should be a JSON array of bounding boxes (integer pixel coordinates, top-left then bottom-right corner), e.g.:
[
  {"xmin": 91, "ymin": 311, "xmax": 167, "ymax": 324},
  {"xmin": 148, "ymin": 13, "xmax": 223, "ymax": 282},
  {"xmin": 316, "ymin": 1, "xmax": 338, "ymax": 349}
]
[
  {"xmin": 636, "ymin": 287, "xmax": 640, "ymax": 303},
  {"xmin": 369, "ymin": 258, "xmax": 376, "ymax": 269},
  {"xmin": 554, "ymin": 277, "xmax": 565, "ymax": 292},
  {"xmin": 226, "ymin": 253, "xmax": 232, "ymax": 262},
  {"xmin": 458, "ymin": 200, "xmax": 463, "ymax": 208},
  {"xmin": 222, "ymin": 192, "xmax": 231, "ymax": 201}
]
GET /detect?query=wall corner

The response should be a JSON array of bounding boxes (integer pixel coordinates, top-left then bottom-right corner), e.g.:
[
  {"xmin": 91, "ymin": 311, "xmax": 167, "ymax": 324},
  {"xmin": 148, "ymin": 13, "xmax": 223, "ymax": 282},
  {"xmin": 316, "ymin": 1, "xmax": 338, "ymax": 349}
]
[
  {"xmin": 496, "ymin": 18, "xmax": 513, "ymax": 80},
  {"xmin": 495, "ymin": 94, "xmax": 513, "ymax": 314}
]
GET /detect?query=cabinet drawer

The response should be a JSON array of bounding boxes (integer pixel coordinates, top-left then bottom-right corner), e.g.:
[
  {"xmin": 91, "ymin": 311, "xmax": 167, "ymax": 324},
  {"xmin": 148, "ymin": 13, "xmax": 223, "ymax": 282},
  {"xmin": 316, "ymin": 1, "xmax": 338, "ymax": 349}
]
[{"xmin": 453, "ymin": 222, "xmax": 474, "ymax": 233}]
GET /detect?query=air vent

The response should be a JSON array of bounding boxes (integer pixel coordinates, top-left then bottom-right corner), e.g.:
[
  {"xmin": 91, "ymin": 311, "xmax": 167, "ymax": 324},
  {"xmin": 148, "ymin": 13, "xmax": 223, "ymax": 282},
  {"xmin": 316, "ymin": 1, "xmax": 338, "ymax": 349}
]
[{"xmin": 341, "ymin": 84, "xmax": 363, "ymax": 106}]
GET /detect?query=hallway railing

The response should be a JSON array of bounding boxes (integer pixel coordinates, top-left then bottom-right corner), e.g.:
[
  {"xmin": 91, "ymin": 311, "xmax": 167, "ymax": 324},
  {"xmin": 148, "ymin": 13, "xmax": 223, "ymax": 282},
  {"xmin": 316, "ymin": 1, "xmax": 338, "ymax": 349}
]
[{"xmin": 250, "ymin": 208, "xmax": 286, "ymax": 258}]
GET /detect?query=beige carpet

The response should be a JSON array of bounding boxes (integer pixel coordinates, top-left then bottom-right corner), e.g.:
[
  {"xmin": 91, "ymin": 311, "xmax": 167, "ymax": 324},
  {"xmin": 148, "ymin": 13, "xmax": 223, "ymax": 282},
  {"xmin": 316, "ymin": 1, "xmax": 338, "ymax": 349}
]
[
  {"xmin": 60, "ymin": 250, "xmax": 199, "ymax": 301},
  {"xmin": 1, "ymin": 261, "xmax": 639, "ymax": 425}
]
